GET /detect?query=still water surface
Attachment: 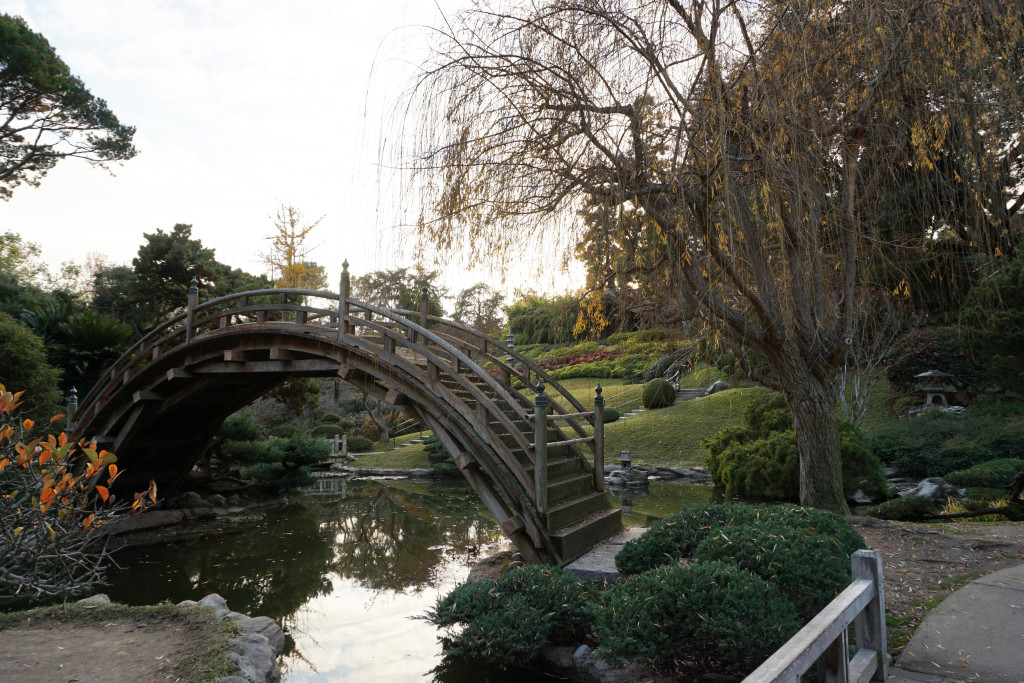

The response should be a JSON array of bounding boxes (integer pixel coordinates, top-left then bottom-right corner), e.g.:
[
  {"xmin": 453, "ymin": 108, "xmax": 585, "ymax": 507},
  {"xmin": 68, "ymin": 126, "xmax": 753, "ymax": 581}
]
[{"xmin": 105, "ymin": 477, "xmax": 716, "ymax": 681}]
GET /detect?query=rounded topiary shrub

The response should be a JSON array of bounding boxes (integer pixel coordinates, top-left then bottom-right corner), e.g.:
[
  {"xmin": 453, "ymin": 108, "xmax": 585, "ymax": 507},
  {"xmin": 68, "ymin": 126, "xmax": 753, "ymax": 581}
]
[
  {"xmin": 602, "ymin": 407, "xmax": 620, "ymax": 423},
  {"xmin": 347, "ymin": 435, "xmax": 373, "ymax": 452},
  {"xmin": 641, "ymin": 378, "xmax": 675, "ymax": 410},
  {"xmin": 596, "ymin": 561, "xmax": 801, "ymax": 667},
  {"xmin": 320, "ymin": 412, "xmax": 343, "ymax": 424},
  {"xmin": 310, "ymin": 423, "xmax": 345, "ymax": 439}
]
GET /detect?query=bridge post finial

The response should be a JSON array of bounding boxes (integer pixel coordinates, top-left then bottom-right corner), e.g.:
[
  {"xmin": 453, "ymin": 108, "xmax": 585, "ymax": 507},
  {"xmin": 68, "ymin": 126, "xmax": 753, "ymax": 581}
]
[
  {"xmin": 338, "ymin": 259, "xmax": 350, "ymax": 340},
  {"xmin": 186, "ymin": 277, "xmax": 199, "ymax": 343},
  {"xmin": 592, "ymin": 383, "xmax": 605, "ymax": 492},
  {"xmin": 419, "ymin": 285, "xmax": 430, "ymax": 337},
  {"xmin": 66, "ymin": 386, "xmax": 78, "ymax": 433},
  {"xmin": 534, "ymin": 381, "xmax": 548, "ymax": 515}
]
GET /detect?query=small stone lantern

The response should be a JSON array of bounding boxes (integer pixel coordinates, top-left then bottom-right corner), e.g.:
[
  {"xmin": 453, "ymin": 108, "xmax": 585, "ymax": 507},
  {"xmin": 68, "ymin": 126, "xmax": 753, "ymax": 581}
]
[
  {"xmin": 619, "ymin": 450, "xmax": 632, "ymax": 469},
  {"xmin": 916, "ymin": 369, "xmax": 953, "ymax": 407}
]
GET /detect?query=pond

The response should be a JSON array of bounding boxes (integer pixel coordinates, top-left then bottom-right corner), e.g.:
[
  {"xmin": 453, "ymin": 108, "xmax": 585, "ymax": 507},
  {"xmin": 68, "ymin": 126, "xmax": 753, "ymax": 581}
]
[{"xmin": 104, "ymin": 477, "xmax": 718, "ymax": 681}]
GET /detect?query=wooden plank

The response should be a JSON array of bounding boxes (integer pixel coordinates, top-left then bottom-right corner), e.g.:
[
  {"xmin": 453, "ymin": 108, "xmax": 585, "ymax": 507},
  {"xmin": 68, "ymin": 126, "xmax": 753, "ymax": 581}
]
[
  {"xmin": 269, "ymin": 348, "xmax": 294, "ymax": 360},
  {"xmin": 132, "ymin": 390, "xmax": 162, "ymax": 403},
  {"xmin": 223, "ymin": 350, "xmax": 248, "ymax": 362},
  {"xmin": 501, "ymin": 516, "xmax": 525, "ymax": 535},
  {"xmin": 852, "ymin": 549, "xmax": 888, "ymax": 681},
  {"xmin": 166, "ymin": 368, "xmax": 192, "ymax": 381},
  {"xmin": 454, "ymin": 452, "xmax": 479, "ymax": 470},
  {"xmin": 384, "ymin": 389, "xmax": 409, "ymax": 406},
  {"xmin": 743, "ymin": 579, "xmax": 873, "ymax": 682},
  {"xmin": 849, "ymin": 648, "xmax": 879, "ymax": 683},
  {"xmin": 191, "ymin": 359, "xmax": 339, "ymax": 374}
]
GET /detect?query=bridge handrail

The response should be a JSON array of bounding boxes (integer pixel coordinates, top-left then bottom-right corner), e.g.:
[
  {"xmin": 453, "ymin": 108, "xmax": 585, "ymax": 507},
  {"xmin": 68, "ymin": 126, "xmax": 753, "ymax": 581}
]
[
  {"xmin": 743, "ymin": 549, "xmax": 887, "ymax": 683},
  {"xmin": 342, "ymin": 311, "xmax": 540, "ymax": 505},
  {"xmin": 76, "ymin": 310, "xmax": 189, "ymax": 423},
  {"xmin": 347, "ymin": 300, "xmax": 535, "ymax": 429}
]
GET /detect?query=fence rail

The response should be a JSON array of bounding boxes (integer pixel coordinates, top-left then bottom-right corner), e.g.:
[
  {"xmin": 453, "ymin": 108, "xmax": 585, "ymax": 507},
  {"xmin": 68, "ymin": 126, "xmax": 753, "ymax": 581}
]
[{"xmin": 743, "ymin": 549, "xmax": 887, "ymax": 683}]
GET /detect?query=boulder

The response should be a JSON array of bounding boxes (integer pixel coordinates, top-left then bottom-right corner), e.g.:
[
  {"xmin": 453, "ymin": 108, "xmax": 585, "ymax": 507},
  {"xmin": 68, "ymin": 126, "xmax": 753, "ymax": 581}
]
[
  {"xmin": 209, "ymin": 494, "xmax": 227, "ymax": 507},
  {"xmin": 705, "ymin": 380, "xmax": 731, "ymax": 395},
  {"xmin": 76, "ymin": 593, "xmax": 110, "ymax": 605},
  {"xmin": 905, "ymin": 477, "xmax": 956, "ymax": 501},
  {"xmin": 179, "ymin": 491, "xmax": 204, "ymax": 508},
  {"xmin": 227, "ymin": 633, "xmax": 280, "ymax": 683}
]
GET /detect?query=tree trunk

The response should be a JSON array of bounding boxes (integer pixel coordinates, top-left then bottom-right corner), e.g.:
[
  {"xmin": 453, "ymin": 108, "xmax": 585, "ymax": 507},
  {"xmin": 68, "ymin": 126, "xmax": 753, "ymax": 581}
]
[{"xmin": 774, "ymin": 357, "xmax": 851, "ymax": 514}]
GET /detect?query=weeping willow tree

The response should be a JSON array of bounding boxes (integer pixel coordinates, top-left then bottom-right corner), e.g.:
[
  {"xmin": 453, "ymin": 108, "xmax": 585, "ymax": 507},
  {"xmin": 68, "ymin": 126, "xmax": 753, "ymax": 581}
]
[{"xmin": 401, "ymin": 0, "xmax": 1024, "ymax": 512}]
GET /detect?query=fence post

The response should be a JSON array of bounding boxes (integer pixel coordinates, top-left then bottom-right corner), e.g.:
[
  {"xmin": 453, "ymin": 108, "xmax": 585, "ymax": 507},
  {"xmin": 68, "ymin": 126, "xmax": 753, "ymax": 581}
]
[
  {"xmin": 185, "ymin": 277, "xmax": 198, "ymax": 342},
  {"xmin": 66, "ymin": 387, "xmax": 78, "ymax": 433},
  {"xmin": 534, "ymin": 382, "xmax": 548, "ymax": 515},
  {"xmin": 338, "ymin": 259, "xmax": 350, "ymax": 339},
  {"xmin": 419, "ymin": 285, "xmax": 429, "ymax": 343},
  {"xmin": 853, "ymin": 549, "xmax": 888, "ymax": 681},
  {"xmin": 593, "ymin": 383, "xmax": 605, "ymax": 491},
  {"xmin": 342, "ymin": 433, "xmax": 348, "ymax": 457}
]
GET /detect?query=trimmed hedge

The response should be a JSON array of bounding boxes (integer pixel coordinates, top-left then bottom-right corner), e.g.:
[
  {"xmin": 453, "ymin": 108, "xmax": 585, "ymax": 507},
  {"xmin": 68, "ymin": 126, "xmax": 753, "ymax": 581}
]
[
  {"xmin": 945, "ymin": 458, "xmax": 1024, "ymax": 488},
  {"xmin": 310, "ymin": 423, "xmax": 346, "ymax": 439},
  {"xmin": 320, "ymin": 412, "xmax": 343, "ymax": 424},
  {"xmin": 641, "ymin": 378, "xmax": 675, "ymax": 409},
  {"xmin": 602, "ymin": 407, "xmax": 620, "ymax": 423},
  {"xmin": 864, "ymin": 495, "xmax": 939, "ymax": 521},
  {"xmin": 596, "ymin": 561, "xmax": 801, "ymax": 665},
  {"xmin": 347, "ymin": 435, "xmax": 373, "ymax": 452},
  {"xmin": 425, "ymin": 565, "xmax": 594, "ymax": 667},
  {"xmin": 873, "ymin": 405, "xmax": 1024, "ymax": 477},
  {"xmin": 614, "ymin": 503, "xmax": 865, "ymax": 617}
]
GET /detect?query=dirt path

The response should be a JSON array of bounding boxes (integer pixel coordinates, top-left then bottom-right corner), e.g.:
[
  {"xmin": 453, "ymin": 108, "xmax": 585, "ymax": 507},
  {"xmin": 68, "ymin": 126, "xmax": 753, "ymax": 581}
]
[
  {"xmin": 0, "ymin": 602, "xmax": 235, "ymax": 683},
  {"xmin": 0, "ymin": 623, "xmax": 187, "ymax": 683},
  {"xmin": 848, "ymin": 516, "xmax": 1024, "ymax": 653}
]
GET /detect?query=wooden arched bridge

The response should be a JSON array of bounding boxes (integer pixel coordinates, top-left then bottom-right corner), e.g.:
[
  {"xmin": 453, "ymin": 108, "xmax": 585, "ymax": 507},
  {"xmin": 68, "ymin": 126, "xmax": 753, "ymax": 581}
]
[{"xmin": 69, "ymin": 264, "xmax": 621, "ymax": 565}]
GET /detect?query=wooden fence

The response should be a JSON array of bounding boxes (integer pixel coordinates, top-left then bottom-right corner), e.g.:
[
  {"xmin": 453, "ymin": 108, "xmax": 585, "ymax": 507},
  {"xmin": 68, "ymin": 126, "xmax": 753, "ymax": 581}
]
[{"xmin": 743, "ymin": 549, "xmax": 887, "ymax": 683}]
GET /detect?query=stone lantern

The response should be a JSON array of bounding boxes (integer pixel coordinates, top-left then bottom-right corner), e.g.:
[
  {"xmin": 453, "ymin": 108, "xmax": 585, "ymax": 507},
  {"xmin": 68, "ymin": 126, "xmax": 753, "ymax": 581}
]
[{"xmin": 916, "ymin": 369, "xmax": 953, "ymax": 407}]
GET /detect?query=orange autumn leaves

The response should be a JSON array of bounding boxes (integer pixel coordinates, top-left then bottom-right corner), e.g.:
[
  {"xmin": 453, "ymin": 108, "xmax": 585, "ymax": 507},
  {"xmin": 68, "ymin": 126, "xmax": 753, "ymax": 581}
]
[{"xmin": 1, "ymin": 383, "xmax": 156, "ymax": 533}]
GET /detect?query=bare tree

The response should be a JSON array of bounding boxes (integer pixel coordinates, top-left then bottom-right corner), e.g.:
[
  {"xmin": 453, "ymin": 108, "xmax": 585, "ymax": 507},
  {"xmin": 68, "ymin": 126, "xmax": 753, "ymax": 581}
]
[
  {"xmin": 838, "ymin": 290, "xmax": 917, "ymax": 426},
  {"xmin": 402, "ymin": 0, "xmax": 1024, "ymax": 511}
]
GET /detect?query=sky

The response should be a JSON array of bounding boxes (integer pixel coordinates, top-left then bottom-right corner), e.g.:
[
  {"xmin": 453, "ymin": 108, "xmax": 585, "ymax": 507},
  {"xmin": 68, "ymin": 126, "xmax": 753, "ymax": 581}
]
[{"xmin": 0, "ymin": 0, "xmax": 579, "ymax": 304}]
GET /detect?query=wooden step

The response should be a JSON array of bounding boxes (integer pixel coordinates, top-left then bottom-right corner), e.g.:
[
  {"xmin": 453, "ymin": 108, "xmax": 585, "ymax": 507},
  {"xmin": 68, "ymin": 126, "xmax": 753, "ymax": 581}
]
[
  {"xmin": 545, "ymin": 491, "xmax": 612, "ymax": 530},
  {"xmin": 524, "ymin": 456, "xmax": 583, "ymax": 481},
  {"xmin": 549, "ymin": 508, "xmax": 623, "ymax": 564},
  {"xmin": 546, "ymin": 472, "xmax": 594, "ymax": 503}
]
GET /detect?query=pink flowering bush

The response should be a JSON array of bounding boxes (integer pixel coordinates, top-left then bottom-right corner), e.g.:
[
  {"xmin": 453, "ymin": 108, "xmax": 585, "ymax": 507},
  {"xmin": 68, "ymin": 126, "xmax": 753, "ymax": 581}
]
[{"xmin": 884, "ymin": 327, "xmax": 980, "ymax": 393}]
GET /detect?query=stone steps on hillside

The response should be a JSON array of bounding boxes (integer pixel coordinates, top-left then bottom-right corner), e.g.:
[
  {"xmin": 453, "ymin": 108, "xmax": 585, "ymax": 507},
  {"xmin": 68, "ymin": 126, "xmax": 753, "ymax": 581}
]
[{"xmin": 617, "ymin": 387, "xmax": 707, "ymax": 420}]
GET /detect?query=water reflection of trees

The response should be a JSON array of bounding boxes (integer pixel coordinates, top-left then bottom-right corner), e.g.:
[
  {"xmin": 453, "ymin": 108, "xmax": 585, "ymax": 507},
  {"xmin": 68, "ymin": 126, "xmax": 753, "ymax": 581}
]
[
  {"xmin": 106, "ymin": 504, "xmax": 336, "ymax": 623},
  {"xmin": 320, "ymin": 481, "xmax": 506, "ymax": 593}
]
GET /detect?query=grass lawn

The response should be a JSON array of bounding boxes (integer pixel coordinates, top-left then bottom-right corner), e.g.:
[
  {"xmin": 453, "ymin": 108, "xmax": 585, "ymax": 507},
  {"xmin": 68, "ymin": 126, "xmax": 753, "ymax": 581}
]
[
  {"xmin": 350, "ymin": 446, "xmax": 430, "ymax": 469},
  {"xmin": 604, "ymin": 387, "xmax": 766, "ymax": 467}
]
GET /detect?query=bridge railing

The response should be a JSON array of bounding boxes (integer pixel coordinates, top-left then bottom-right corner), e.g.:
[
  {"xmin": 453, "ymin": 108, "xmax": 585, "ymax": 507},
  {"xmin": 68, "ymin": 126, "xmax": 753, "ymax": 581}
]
[
  {"xmin": 74, "ymin": 278, "xmax": 605, "ymax": 522},
  {"xmin": 743, "ymin": 549, "xmax": 888, "ymax": 683}
]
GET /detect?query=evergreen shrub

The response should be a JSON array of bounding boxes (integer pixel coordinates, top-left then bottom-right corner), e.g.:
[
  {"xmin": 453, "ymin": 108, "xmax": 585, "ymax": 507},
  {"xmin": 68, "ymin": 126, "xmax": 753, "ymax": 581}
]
[
  {"xmin": 426, "ymin": 565, "xmax": 595, "ymax": 667},
  {"xmin": 347, "ymin": 435, "xmax": 373, "ymax": 452},
  {"xmin": 945, "ymin": 459, "xmax": 1024, "ymax": 489},
  {"xmin": 641, "ymin": 378, "xmax": 675, "ymax": 409},
  {"xmin": 884, "ymin": 327, "xmax": 980, "ymax": 392},
  {"xmin": 310, "ymin": 423, "xmax": 345, "ymax": 439},
  {"xmin": 864, "ymin": 495, "xmax": 939, "ymax": 521},
  {"xmin": 615, "ymin": 503, "xmax": 864, "ymax": 586},
  {"xmin": 602, "ymin": 407, "xmax": 620, "ymax": 423},
  {"xmin": 596, "ymin": 561, "xmax": 801, "ymax": 666},
  {"xmin": 320, "ymin": 412, "xmax": 343, "ymax": 424},
  {"xmin": 873, "ymin": 406, "xmax": 1024, "ymax": 477},
  {"xmin": 705, "ymin": 393, "xmax": 886, "ymax": 501}
]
